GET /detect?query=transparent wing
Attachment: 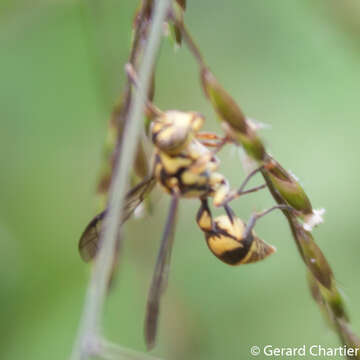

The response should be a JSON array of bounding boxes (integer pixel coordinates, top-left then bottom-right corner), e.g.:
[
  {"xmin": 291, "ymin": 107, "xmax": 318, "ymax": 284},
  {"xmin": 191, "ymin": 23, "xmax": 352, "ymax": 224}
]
[
  {"xmin": 78, "ymin": 210, "xmax": 106, "ymax": 262},
  {"xmin": 79, "ymin": 176, "xmax": 156, "ymax": 262},
  {"xmin": 144, "ymin": 195, "xmax": 179, "ymax": 350},
  {"xmin": 122, "ymin": 176, "xmax": 156, "ymax": 223}
]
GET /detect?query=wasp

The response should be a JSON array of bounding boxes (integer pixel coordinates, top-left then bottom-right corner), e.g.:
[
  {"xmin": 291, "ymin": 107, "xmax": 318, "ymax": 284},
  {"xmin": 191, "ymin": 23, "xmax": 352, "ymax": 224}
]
[{"xmin": 79, "ymin": 66, "xmax": 288, "ymax": 350}]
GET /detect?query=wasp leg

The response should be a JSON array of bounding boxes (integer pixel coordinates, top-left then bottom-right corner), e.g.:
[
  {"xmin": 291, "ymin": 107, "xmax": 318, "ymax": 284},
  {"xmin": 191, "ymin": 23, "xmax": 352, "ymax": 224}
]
[
  {"xmin": 196, "ymin": 131, "xmax": 223, "ymax": 140},
  {"xmin": 198, "ymin": 140, "xmax": 226, "ymax": 147},
  {"xmin": 196, "ymin": 200, "xmax": 236, "ymax": 232},
  {"xmin": 239, "ymin": 184, "xmax": 266, "ymax": 195},
  {"xmin": 217, "ymin": 165, "xmax": 267, "ymax": 206},
  {"xmin": 209, "ymin": 173, "xmax": 231, "ymax": 207},
  {"xmin": 144, "ymin": 195, "xmax": 179, "ymax": 350},
  {"xmin": 196, "ymin": 132, "xmax": 230, "ymax": 147},
  {"xmin": 189, "ymin": 137, "xmax": 228, "ymax": 175},
  {"xmin": 238, "ymin": 165, "xmax": 264, "ymax": 191},
  {"xmin": 243, "ymin": 204, "xmax": 293, "ymax": 239},
  {"xmin": 223, "ymin": 204, "xmax": 235, "ymax": 224},
  {"xmin": 196, "ymin": 198, "xmax": 214, "ymax": 233}
]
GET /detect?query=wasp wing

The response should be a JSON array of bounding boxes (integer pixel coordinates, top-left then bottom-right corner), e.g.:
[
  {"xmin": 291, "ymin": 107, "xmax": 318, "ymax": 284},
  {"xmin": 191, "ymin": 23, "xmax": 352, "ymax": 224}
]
[
  {"xmin": 122, "ymin": 176, "xmax": 156, "ymax": 223},
  {"xmin": 78, "ymin": 210, "xmax": 106, "ymax": 262},
  {"xmin": 144, "ymin": 195, "xmax": 179, "ymax": 350},
  {"xmin": 79, "ymin": 176, "xmax": 156, "ymax": 262}
]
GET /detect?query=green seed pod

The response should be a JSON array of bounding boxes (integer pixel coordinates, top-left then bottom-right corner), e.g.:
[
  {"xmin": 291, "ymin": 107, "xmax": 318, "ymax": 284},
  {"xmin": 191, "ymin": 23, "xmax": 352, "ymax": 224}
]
[
  {"xmin": 307, "ymin": 254, "xmax": 360, "ymax": 355},
  {"xmin": 295, "ymin": 224, "xmax": 333, "ymax": 290},
  {"xmin": 307, "ymin": 271, "xmax": 336, "ymax": 329},
  {"xmin": 308, "ymin": 270, "xmax": 350, "ymax": 332},
  {"xmin": 239, "ymin": 131, "xmax": 266, "ymax": 162},
  {"xmin": 264, "ymin": 156, "xmax": 313, "ymax": 215},
  {"xmin": 169, "ymin": 0, "xmax": 186, "ymax": 46},
  {"xmin": 201, "ymin": 68, "xmax": 266, "ymax": 161},
  {"xmin": 201, "ymin": 68, "xmax": 247, "ymax": 133},
  {"xmin": 169, "ymin": 24, "xmax": 182, "ymax": 47},
  {"xmin": 222, "ymin": 122, "xmax": 266, "ymax": 162},
  {"xmin": 307, "ymin": 271, "xmax": 324, "ymax": 306},
  {"xmin": 321, "ymin": 286, "xmax": 348, "ymax": 321},
  {"xmin": 336, "ymin": 318, "xmax": 360, "ymax": 354},
  {"xmin": 176, "ymin": 0, "xmax": 186, "ymax": 10}
]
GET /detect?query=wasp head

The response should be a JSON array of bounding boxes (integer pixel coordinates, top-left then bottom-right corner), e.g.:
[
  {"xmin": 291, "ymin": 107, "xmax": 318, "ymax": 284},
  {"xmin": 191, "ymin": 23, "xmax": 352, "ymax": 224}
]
[{"xmin": 151, "ymin": 110, "xmax": 205, "ymax": 155}]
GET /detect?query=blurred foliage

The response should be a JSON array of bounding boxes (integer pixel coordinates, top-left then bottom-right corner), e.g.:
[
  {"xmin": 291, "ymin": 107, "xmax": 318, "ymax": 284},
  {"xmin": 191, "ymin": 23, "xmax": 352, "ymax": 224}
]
[{"xmin": 1, "ymin": 1, "xmax": 360, "ymax": 359}]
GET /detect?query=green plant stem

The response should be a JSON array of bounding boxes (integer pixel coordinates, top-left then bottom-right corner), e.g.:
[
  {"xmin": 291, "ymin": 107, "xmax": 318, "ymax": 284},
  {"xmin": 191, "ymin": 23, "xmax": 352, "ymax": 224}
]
[{"xmin": 69, "ymin": 1, "xmax": 171, "ymax": 359}]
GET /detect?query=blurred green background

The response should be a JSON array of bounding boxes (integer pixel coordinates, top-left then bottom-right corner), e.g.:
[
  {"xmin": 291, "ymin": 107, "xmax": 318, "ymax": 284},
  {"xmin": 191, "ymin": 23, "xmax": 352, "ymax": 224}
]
[{"xmin": 1, "ymin": 1, "xmax": 360, "ymax": 359}]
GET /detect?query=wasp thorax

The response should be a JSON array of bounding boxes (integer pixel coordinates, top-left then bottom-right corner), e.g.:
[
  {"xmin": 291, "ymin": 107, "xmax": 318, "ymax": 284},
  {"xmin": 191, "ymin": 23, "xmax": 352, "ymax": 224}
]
[{"xmin": 200, "ymin": 214, "xmax": 276, "ymax": 266}]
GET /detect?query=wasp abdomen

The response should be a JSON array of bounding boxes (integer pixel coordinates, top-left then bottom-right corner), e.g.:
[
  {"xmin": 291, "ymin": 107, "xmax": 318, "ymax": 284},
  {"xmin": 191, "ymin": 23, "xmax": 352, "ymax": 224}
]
[{"xmin": 198, "ymin": 213, "xmax": 275, "ymax": 265}]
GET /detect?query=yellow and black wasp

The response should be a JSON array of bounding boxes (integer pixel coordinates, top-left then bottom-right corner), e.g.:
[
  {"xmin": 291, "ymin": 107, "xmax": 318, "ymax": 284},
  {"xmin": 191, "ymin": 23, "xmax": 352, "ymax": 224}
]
[{"xmin": 78, "ymin": 66, "xmax": 288, "ymax": 350}]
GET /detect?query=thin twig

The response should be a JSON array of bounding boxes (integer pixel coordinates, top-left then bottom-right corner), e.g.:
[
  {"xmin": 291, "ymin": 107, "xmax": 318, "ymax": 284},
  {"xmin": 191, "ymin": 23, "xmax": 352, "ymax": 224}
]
[
  {"xmin": 172, "ymin": 17, "xmax": 206, "ymax": 68},
  {"xmin": 70, "ymin": 1, "xmax": 171, "ymax": 359},
  {"xmin": 99, "ymin": 339, "xmax": 163, "ymax": 360}
]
